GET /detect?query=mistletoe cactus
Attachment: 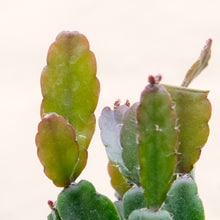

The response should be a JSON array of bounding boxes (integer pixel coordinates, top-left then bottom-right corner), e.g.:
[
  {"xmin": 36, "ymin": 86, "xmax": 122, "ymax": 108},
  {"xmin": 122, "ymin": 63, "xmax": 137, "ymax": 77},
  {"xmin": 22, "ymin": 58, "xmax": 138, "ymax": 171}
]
[{"xmin": 35, "ymin": 31, "xmax": 212, "ymax": 220}]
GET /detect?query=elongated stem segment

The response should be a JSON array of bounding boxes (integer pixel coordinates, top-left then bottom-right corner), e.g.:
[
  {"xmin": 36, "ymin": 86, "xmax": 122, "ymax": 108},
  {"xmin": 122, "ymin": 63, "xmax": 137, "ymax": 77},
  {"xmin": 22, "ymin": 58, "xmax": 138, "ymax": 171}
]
[{"xmin": 137, "ymin": 76, "xmax": 178, "ymax": 210}]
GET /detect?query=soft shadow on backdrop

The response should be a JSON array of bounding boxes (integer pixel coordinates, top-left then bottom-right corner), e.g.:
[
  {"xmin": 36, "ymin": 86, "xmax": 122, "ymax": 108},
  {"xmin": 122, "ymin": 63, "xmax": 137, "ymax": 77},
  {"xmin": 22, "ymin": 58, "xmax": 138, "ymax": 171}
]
[{"xmin": 0, "ymin": 0, "xmax": 220, "ymax": 219}]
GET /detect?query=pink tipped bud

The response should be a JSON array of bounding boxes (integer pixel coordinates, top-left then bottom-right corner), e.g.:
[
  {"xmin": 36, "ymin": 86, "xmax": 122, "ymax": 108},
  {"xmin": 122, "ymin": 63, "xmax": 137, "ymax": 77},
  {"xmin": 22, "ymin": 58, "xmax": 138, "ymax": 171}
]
[
  {"xmin": 48, "ymin": 200, "xmax": 55, "ymax": 210},
  {"xmin": 114, "ymin": 99, "xmax": 121, "ymax": 109},
  {"xmin": 155, "ymin": 74, "xmax": 162, "ymax": 83},
  {"xmin": 125, "ymin": 99, "xmax": 130, "ymax": 107},
  {"xmin": 148, "ymin": 75, "xmax": 156, "ymax": 85}
]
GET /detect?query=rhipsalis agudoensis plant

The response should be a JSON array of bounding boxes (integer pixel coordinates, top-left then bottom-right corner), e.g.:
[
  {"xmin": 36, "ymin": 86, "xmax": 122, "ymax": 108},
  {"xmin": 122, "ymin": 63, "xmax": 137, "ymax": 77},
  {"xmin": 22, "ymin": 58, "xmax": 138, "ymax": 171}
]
[{"xmin": 36, "ymin": 32, "xmax": 212, "ymax": 220}]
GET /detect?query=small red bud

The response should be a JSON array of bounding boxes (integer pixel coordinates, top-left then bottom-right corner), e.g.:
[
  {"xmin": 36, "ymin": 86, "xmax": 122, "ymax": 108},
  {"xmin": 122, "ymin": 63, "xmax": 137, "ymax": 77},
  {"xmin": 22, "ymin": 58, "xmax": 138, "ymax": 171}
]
[
  {"xmin": 148, "ymin": 75, "xmax": 156, "ymax": 85},
  {"xmin": 155, "ymin": 74, "xmax": 162, "ymax": 83},
  {"xmin": 114, "ymin": 99, "xmax": 121, "ymax": 109},
  {"xmin": 125, "ymin": 99, "xmax": 130, "ymax": 107},
  {"xmin": 48, "ymin": 200, "xmax": 55, "ymax": 210},
  {"xmin": 148, "ymin": 74, "xmax": 162, "ymax": 85}
]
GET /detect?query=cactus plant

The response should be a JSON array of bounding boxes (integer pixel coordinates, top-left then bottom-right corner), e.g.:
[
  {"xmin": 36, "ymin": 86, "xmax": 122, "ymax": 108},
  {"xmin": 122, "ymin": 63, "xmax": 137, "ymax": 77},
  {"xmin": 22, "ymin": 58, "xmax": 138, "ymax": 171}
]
[{"xmin": 35, "ymin": 31, "xmax": 212, "ymax": 219}]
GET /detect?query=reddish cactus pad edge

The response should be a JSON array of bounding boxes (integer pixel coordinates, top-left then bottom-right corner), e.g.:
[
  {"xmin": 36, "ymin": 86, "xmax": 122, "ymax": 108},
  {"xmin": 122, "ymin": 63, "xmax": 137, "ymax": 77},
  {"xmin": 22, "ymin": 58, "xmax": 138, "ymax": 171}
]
[{"xmin": 36, "ymin": 113, "xmax": 79, "ymax": 187}]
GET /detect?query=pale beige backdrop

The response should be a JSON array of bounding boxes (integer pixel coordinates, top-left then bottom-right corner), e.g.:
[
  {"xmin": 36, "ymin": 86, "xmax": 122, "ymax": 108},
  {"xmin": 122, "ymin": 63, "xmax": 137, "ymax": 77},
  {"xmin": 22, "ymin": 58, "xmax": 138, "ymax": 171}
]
[{"xmin": 0, "ymin": 0, "xmax": 219, "ymax": 219}]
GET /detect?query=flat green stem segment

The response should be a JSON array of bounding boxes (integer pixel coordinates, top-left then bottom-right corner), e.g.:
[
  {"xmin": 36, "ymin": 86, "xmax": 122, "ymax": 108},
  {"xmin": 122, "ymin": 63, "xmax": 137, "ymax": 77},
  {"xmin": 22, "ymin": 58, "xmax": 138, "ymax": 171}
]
[
  {"xmin": 163, "ymin": 176, "xmax": 205, "ymax": 220},
  {"xmin": 35, "ymin": 113, "xmax": 79, "ymax": 187},
  {"xmin": 121, "ymin": 103, "xmax": 140, "ymax": 184},
  {"xmin": 164, "ymin": 85, "xmax": 211, "ymax": 173},
  {"xmin": 128, "ymin": 209, "xmax": 172, "ymax": 220},
  {"xmin": 41, "ymin": 31, "xmax": 100, "ymax": 179},
  {"xmin": 108, "ymin": 160, "xmax": 132, "ymax": 200},
  {"xmin": 99, "ymin": 104, "xmax": 130, "ymax": 178},
  {"xmin": 137, "ymin": 84, "xmax": 178, "ymax": 210},
  {"xmin": 181, "ymin": 39, "xmax": 212, "ymax": 87},
  {"xmin": 57, "ymin": 180, "xmax": 120, "ymax": 220}
]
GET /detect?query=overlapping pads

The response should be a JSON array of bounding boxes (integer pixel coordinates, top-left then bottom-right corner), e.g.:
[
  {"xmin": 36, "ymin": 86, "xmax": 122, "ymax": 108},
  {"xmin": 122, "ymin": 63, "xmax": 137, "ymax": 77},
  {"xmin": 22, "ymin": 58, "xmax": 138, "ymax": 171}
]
[{"xmin": 36, "ymin": 32, "xmax": 211, "ymax": 219}]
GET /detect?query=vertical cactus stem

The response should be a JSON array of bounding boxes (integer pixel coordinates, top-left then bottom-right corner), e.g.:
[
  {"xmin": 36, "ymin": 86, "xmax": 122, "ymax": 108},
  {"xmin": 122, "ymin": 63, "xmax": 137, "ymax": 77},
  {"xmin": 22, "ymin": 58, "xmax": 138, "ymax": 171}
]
[
  {"xmin": 48, "ymin": 200, "xmax": 55, "ymax": 210},
  {"xmin": 137, "ymin": 76, "xmax": 178, "ymax": 210}
]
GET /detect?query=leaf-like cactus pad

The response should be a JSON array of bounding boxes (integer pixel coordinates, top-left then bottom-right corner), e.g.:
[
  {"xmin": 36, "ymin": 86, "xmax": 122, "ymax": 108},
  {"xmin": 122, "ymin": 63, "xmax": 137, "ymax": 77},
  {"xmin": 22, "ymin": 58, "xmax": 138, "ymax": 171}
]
[
  {"xmin": 137, "ymin": 82, "xmax": 178, "ymax": 210},
  {"xmin": 128, "ymin": 209, "xmax": 172, "ymax": 220},
  {"xmin": 164, "ymin": 85, "xmax": 211, "ymax": 173},
  {"xmin": 99, "ymin": 104, "xmax": 130, "ymax": 178},
  {"xmin": 108, "ymin": 160, "xmax": 132, "ymax": 200},
  {"xmin": 163, "ymin": 176, "xmax": 205, "ymax": 220},
  {"xmin": 121, "ymin": 103, "xmax": 140, "ymax": 184},
  {"xmin": 36, "ymin": 113, "xmax": 79, "ymax": 187},
  {"xmin": 41, "ymin": 31, "xmax": 100, "ymax": 179},
  {"xmin": 57, "ymin": 180, "xmax": 120, "ymax": 220}
]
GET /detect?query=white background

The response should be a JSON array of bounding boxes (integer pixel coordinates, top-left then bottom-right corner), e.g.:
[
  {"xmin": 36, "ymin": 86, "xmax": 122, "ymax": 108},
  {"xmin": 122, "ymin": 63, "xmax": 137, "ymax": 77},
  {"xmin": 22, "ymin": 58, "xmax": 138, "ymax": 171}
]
[{"xmin": 0, "ymin": 0, "xmax": 220, "ymax": 219}]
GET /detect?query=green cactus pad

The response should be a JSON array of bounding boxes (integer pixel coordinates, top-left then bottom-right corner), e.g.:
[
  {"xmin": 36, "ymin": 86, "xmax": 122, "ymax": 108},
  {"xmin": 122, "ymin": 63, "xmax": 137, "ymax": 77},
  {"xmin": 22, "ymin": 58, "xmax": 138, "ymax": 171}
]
[
  {"xmin": 99, "ymin": 104, "xmax": 130, "ymax": 177},
  {"xmin": 35, "ymin": 113, "xmax": 79, "ymax": 187},
  {"xmin": 48, "ymin": 210, "xmax": 61, "ymax": 220},
  {"xmin": 164, "ymin": 85, "xmax": 211, "ymax": 173},
  {"xmin": 163, "ymin": 176, "xmax": 205, "ymax": 220},
  {"xmin": 56, "ymin": 180, "xmax": 120, "ymax": 220},
  {"xmin": 40, "ymin": 31, "xmax": 100, "ymax": 179},
  {"xmin": 137, "ymin": 82, "xmax": 178, "ymax": 210},
  {"xmin": 121, "ymin": 103, "xmax": 140, "ymax": 184},
  {"xmin": 128, "ymin": 209, "xmax": 172, "ymax": 220},
  {"xmin": 108, "ymin": 160, "xmax": 132, "ymax": 200},
  {"xmin": 123, "ymin": 186, "xmax": 147, "ymax": 219}
]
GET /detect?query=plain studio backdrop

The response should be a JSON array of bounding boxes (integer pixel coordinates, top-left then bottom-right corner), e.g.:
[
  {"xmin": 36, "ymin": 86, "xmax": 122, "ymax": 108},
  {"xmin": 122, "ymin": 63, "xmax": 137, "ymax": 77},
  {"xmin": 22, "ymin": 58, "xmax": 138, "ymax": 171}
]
[{"xmin": 0, "ymin": 0, "xmax": 220, "ymax": 219}]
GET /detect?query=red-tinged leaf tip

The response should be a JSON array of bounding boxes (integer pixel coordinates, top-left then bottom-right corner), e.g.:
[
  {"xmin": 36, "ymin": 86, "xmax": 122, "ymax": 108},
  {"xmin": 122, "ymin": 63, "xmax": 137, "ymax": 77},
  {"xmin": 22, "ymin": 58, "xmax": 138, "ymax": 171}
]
[
  {"xmin": 48, "ymin": 200, "xmax": 55, "ymax": 210},
  {"xmin": 46, "ymin": 31, "xmax": 90, "ymax": 65},
  {"xmin": 56, "ymin": 31, "xmax": 80, "ymax": 41},
  {"xmin": 36, "ymin": 113, "xmax": 79, "ymax": 187}
]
